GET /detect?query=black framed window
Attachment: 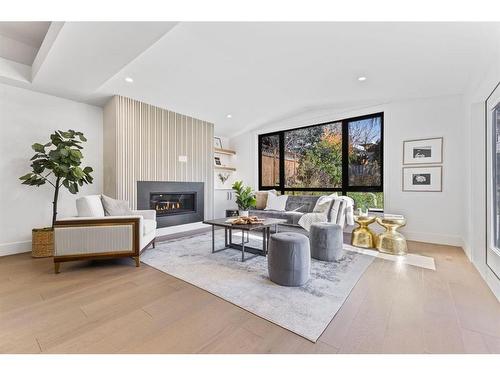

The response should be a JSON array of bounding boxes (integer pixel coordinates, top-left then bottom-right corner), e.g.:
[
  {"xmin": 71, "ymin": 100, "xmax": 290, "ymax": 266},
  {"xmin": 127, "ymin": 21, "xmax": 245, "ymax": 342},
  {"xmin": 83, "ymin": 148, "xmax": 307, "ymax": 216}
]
[{"xmin": 258, "ymin": 112, "xmax": 384, "ymax": 210}]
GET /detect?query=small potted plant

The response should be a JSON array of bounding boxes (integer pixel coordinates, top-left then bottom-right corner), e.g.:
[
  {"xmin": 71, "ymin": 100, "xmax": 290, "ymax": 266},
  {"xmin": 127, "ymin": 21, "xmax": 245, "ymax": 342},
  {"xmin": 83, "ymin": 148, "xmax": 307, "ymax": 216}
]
[
  {"xmin": 20, "ymin": 130, "xmax": 94, "ymax": 258},
  {"xmin": 231, "ymin": 180, "xmax": 256, "ymax": 217}
]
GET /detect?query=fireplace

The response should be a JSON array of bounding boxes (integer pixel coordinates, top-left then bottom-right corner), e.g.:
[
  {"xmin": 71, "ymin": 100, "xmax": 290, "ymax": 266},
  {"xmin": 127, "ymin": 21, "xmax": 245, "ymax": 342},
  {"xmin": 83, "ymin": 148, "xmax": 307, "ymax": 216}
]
[
  {"xmin": 150, "ymin": 192, "xmax": 196, "ymax": 217},
  {"xmin": 137, "ymin": 181, "xmax": 204, "ymax": 228}
]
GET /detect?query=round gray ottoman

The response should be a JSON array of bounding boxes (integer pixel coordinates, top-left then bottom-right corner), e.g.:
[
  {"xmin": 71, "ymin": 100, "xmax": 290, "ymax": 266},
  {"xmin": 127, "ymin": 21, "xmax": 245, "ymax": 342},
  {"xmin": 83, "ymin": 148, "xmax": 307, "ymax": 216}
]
[
  {"xmin": 267, "ymin": 232, "xmax": 310, "ymax": 286},
  {"xmin": 309, "ymin": 222, "xmax": 344, "ymax": 261}
]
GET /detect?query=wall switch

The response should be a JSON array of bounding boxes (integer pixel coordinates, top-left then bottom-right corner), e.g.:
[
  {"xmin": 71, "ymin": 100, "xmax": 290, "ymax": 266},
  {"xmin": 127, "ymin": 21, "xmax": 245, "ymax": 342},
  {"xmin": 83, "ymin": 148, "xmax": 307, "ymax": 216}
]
[{"xmin": 178, "ymin": 155, "xmax": 188, "ymax": 162}]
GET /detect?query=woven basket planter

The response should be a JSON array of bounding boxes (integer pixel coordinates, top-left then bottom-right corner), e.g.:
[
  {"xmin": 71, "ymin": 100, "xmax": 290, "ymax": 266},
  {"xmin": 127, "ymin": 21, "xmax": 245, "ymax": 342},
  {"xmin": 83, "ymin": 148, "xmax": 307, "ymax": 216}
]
[{"xmin": 32, "ymin": 228, "xmax": 54, "ymax": 258}]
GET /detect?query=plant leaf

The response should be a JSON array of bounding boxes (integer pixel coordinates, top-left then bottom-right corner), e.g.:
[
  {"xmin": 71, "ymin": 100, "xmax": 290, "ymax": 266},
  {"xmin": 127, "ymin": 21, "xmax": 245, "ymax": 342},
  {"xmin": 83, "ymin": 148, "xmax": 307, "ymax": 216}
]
[{"xmin": 31, "ymin": 143, "xmax": 45, "ymax": 153}]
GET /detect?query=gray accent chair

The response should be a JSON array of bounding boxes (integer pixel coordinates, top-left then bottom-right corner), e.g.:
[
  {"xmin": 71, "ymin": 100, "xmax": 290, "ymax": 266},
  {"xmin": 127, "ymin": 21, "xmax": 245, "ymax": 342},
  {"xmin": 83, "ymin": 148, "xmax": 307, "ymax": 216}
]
[
  {"xmin": 267, "ymin": 232, "xmax": 310, "ymax": 286},
  {"xmin": 309, "ymin": 222, "xmax": 344, "ymax": 261}
]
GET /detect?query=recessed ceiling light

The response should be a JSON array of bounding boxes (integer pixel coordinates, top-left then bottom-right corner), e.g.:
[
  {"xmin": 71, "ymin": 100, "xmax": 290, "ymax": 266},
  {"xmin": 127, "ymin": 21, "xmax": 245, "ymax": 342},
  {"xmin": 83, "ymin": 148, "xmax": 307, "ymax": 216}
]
[
  {"xmin": 124, "ymin": 77, "xmax": 134, "ymax": 83},
  {"xmin": 226, "ymin": 114, "xmax": 232, "ymax": 119},
  {"xmin": 358, "ymin": 76, "xmax": 367, "ymax": 81}
]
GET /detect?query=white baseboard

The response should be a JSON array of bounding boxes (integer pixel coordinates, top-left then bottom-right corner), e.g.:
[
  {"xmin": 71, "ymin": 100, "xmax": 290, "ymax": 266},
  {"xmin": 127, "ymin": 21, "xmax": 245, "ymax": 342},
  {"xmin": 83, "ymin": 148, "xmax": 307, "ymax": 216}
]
[
  {"xmin": 156, "ymin": 222, "xmax": 210, "ymax": 237},
  {"xmin": 0, "ymin": 241, "xmax": 31, "ymax": 257},
  {"xmin": 399, "ymin": 230, "xmax": 464, "ymax": 247}
]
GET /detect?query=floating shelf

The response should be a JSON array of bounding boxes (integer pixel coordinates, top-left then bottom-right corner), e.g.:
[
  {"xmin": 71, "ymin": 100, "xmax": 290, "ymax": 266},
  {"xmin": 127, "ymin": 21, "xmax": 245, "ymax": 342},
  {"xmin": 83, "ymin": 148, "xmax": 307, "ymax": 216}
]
[
  {"xmin": 215, "ymin": 166, "xmax": 236, "ymax": 172},
  {"xmin": 214, "ymin": 147, "xmax": 236, "ymax": 155}
]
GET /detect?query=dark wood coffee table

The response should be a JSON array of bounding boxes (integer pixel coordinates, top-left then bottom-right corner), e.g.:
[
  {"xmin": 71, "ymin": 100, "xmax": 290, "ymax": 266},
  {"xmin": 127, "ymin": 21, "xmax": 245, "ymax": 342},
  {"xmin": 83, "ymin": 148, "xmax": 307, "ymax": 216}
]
[{"xmin": 203, "ymin": 218, "xmax": 287, "ymax": 261}]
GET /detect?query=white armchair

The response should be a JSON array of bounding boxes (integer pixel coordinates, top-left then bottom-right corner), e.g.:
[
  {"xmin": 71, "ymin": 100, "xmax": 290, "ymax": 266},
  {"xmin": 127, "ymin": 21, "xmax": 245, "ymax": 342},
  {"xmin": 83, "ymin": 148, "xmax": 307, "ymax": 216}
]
[{"xmin": 53, "ymin": 195, "xmax": 157, "ymax": 273}]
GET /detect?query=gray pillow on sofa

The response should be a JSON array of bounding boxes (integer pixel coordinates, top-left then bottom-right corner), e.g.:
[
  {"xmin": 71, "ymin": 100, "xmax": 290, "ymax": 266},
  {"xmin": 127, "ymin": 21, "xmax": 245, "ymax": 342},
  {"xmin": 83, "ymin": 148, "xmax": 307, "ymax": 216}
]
[{"xmin": 101, "ymin": 194, "xmax": 132, "ymax": 216}]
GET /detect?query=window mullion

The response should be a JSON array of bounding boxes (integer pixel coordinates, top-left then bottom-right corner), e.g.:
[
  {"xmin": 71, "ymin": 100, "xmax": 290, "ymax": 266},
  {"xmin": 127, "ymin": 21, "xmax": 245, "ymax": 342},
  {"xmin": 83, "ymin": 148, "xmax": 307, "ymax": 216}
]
[
  {"xmin": 341, "ymin": 120, "xmax": 349, "ymax": 193},
  {"xmin": 279, "ymin": 132, "xmax": 285, "ymax": 195}
]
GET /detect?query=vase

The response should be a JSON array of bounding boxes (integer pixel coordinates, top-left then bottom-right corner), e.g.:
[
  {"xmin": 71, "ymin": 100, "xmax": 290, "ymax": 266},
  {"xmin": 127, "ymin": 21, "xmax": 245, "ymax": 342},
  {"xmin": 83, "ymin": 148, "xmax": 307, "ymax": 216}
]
[{"xmin": 239, "ymin": 210, "xmax": 249, "ymax": 217}]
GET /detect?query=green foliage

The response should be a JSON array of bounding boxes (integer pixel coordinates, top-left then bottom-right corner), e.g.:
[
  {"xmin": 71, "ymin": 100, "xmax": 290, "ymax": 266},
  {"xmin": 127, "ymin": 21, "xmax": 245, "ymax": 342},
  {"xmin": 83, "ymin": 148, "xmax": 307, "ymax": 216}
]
[
  {"xmin": 295, "ymin": 131, "xmax": 342, "ymax": 187},
  {"xmin": 231, "ymin": 180, "xmax": 257, "ymax": 210},
  {"xmin": 19, "ymin": 129, "xmax": 94, "ymax": 226},
  {"xmin": 347, "ymin": 192, "xmax": 384, "ymax": 210}
]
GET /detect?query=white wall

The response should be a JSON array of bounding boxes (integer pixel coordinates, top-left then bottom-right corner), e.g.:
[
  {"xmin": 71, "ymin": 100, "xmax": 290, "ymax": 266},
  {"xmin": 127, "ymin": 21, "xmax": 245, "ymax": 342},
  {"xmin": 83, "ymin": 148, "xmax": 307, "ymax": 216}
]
[
  {"xmin": 463, "ymin": 53, "xmax": 500, "ymax": 300},
  {"xmin": 230, "ymin": 94, "xmax": 466, "ymax": 247},
  {"xmin": 0, "ymin": 84, "xmax": 103, "ymax": 256}
]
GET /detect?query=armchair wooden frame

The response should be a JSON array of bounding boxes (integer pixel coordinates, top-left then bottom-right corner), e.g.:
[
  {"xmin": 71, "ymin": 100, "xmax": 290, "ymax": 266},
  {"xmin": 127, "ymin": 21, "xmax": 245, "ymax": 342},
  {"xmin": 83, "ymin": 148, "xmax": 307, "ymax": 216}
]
[{"xmin": 53, "ymin": 217, "xmax": 155, "ymax": 274}]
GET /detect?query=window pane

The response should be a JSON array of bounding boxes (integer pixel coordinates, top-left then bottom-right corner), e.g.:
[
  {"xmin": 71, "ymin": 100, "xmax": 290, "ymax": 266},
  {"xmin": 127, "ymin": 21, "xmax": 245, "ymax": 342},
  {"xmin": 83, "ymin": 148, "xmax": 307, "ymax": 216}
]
[
  {"xmin": 260, "ymin": 134, "xmax": 280, "ymax": 187},
  {"xmin": 347, "ymin": 192, "xmax": 384, "ymax": 210},
  {"xmin": 284, "ymin": 122, "xmax": 342, "ymax": 188},
  {"xmin": 348, "ymin": 117, "xmax": 382, "ymax": 186}
]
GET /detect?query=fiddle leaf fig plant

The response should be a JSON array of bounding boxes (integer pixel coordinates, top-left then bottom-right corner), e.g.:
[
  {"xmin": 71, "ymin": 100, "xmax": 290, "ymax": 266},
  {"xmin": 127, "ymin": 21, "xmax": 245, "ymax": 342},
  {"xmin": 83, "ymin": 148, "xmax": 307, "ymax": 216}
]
[
  {"xmin": 19, "ymin": 130, "xmax": 94, "ymax": 227},
  {"xmin": 231, "ymin": 180, "xmax": 257, "ymax": 210}
]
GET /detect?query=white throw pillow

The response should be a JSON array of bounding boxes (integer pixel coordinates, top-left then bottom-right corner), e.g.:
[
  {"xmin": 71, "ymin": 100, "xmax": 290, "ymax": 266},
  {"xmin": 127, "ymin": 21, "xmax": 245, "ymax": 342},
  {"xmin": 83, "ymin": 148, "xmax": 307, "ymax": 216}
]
[
  {"xmin": 312, "ymin": 193, "xmax": 338, "ymax": 213},
  {"xmin": 76, "ymin": 195, "xmax": 105, "ymax": 217},
  {"xmin": 101, "ymin": 194, "xmax": 132, "ymax": 216},
  {"xmin": 264, "ymin": 192, "xmax": 288, "ymax": 211}
]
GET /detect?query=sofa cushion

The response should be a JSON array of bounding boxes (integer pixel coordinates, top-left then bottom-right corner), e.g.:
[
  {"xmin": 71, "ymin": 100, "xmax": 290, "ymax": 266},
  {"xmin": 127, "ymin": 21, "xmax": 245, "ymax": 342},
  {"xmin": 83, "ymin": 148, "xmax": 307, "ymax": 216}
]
[
  {"xmin": 76, "ymin": 195, "xmax": 105, "ymax": 217},
  {"xmin": 101, "ymin": 194, "xmax": 132, "ymax": 216},
  {"xmin": 265, "ymin": 192, "xmax": 288, "ymax": 211},
  {"xmin": 285, "ymin": 195, "xmax": 320, "ymax": 213},
  {"xmin": 255, "ymin": 189, "xmax": 277, "ymax": 209},
  {"xmin": 249, "ymin": 209, "xmax": 304, "ymax": 225},
  {"xmin": 143, "ymin": 219, "xmax": 157, "ymax": 236}
]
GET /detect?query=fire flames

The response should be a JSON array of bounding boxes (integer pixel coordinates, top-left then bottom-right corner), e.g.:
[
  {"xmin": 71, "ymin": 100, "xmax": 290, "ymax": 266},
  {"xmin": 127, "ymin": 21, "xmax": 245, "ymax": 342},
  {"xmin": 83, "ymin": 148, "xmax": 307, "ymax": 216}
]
[{"xmin": 155, "ymin": 201, "xmax": 181, "ymax": 212}]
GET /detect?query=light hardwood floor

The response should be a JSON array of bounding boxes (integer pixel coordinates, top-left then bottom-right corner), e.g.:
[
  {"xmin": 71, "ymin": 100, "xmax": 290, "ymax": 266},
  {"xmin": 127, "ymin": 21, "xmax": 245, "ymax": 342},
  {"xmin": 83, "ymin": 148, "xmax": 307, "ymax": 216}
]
[{"xmin": 1, "ymin": 232, "xmax": 499, "ymax": 354}]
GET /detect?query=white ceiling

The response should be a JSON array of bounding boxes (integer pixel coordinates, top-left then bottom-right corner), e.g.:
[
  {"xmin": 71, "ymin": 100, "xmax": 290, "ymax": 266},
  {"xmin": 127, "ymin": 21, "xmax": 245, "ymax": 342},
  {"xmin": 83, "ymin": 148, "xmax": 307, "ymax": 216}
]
[
  {"xmin": 1, "ymin": 22, "xmax": 499, "ymax": 137},
  {"xmin": 0, "ymin": 21, "xmax": 50, "ymax": 64},
  {"xmin": 0, "ymin": 22, "xmax": 50, "ymax": 47}
]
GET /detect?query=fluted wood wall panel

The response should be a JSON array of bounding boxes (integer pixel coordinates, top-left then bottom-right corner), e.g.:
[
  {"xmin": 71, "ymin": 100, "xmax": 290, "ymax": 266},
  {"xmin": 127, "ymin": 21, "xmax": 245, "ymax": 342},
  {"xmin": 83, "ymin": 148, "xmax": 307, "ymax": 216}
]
[{"xmin": 104, "ymin": 96, "xmax": 214, "ymax": 219}]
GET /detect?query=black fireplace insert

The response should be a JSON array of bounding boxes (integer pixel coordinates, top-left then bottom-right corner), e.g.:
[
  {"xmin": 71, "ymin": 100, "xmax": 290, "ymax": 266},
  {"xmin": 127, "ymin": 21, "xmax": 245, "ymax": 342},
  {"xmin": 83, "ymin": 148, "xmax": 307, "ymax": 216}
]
[
  {"xmin": 150, "ymin": 192, "xmax": 196, "ymax": 217},
  {"xmin": 137, "ymin": 181, "xmax": 204, "ymax": 228}
]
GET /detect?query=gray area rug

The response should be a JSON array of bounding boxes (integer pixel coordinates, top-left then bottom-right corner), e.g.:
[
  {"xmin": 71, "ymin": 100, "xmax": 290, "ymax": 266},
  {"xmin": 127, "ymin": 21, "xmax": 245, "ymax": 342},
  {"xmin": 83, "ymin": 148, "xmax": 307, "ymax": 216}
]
[{"xmin": 141, "ymin": 231, "xmax": 374, "ymax": 342}]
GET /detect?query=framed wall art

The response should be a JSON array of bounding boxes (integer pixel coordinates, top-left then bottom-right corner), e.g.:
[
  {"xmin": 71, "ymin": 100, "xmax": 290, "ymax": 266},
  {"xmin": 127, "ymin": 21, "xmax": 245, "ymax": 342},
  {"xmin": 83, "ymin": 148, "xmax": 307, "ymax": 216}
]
[
  {"xmin": 402, "ymin": 166, "xmax": 442, "ymax": 192},
  {"xmin": 403, "ymin": 137, "xmax": 443, "ymax": 165},
  {"xmin": 214, "ymin": 137, "xmax": 223, "ymax": 149}
]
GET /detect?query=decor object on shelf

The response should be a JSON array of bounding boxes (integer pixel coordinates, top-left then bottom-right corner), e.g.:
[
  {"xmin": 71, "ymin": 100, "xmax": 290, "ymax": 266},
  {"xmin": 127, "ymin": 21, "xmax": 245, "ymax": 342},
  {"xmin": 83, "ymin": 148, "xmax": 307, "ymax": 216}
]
[
  {"xmin": 403, "ymin": 137, "xmax": 443, "ymax": 165},
  {"xmin": 402, "ymin": 166, "xmax": 442, "ymax": 192},
  {"xmin": 310, "ymin": 222, "xmax": 345, "ymax": 261},
  {"xmin": 214, "ymin": 156, "xmax": 222, "ymax": 166},
  {"xmin": 19, "ymin": 130, "xmax": 94, "ymax": 258},
  {"xmin": 214, "ymin": 136, "xmax": 223, "ymax": 149},
  {"xmin": 268, "ymin": 232, "xmax": 311, "ymax": 286},
  {"xmin": 351, "ymin": 215, "xmax": 377, "ymax": 249},
  {"xmin": 53, "ymin": 195, "xmax": 157, "ymax": 273},
  {"xmin": 376, "ymin": 216, "xmax": 407, "ymax": 255},
  {"xmin": 217, "ymin": 172, "xmax": 230, "ymax": 185},
  {"xmin": 231, "ymin": 180, "xmax": 257, "ymax": 217}
]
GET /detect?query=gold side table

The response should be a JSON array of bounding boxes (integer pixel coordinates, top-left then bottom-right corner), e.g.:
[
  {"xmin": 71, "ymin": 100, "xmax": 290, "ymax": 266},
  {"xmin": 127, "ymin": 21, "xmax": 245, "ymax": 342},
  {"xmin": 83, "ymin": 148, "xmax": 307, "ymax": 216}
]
[
  {"xmin": 351, "ymin": 215, "xmax": 377, "ymax": 249},
  {"xmin": 376, "ymin": 217, "xmax": 407, "ymax": 255}
]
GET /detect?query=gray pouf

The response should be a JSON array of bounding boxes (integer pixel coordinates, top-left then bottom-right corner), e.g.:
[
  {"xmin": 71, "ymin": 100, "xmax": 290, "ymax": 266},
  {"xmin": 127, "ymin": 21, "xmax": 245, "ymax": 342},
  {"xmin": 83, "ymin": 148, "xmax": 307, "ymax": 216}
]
[
  {"xmin": 309, "ymin": 222, "xmax": 344, "ymax": 261},
  {"xmin": 267, "ymin": 232, "xmax": 310, "ymax": 286}
]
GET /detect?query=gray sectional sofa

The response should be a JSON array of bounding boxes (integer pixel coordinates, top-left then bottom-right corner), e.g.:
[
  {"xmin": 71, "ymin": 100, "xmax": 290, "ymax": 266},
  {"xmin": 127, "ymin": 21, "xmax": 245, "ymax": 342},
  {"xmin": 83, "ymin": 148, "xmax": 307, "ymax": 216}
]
[{"xmin": 249, "ymin": 195, "xmax": 322, "ymax": 236}]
